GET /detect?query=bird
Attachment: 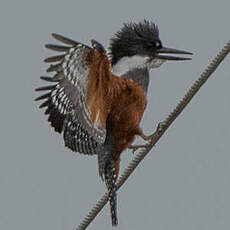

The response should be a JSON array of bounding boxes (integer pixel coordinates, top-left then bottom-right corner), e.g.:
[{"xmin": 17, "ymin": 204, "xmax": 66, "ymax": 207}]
[{"xmin": 35, "ymin": 20, "xmax": 192, "ymax": 226}]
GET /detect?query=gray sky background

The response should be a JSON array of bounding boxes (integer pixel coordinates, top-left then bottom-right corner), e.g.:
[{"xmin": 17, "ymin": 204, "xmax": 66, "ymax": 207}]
[{"xmin": 0, "ymin": 0, "xmax": 230, "ymax": 230}]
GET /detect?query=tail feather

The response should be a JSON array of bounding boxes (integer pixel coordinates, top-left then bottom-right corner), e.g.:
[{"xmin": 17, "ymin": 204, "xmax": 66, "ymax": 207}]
[
  {"xmin": 104, "ymin": 161, "xmax": 118, "ymax": 226},
  {"xmin": 98, "ymin": 131, "xmax": 118, "ymax": 226}
]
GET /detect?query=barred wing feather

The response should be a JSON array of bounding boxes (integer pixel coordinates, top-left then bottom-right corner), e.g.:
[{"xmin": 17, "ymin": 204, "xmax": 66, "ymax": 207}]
[{"xmin": 35, "ymin": 34, "xmax": 106, "ymax": 155}]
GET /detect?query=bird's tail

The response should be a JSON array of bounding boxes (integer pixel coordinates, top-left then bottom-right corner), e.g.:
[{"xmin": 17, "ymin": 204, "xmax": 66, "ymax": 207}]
[
  {"xmin": 98, "ymin": 144, "xmax": 118, "ymax": 226},
  {"xmin": 97, "ymin": 130, "xmax": 118, "ymax": 226},
  {"xmin": 104, "ymin": 160, "xmax": 118, "ymax": 226}
]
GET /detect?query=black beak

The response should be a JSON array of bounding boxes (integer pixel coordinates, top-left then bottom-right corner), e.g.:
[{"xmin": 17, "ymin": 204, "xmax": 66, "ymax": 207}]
[{"xmin": 156, "ymin": 47, "xmax": 193, "ymax": 61}]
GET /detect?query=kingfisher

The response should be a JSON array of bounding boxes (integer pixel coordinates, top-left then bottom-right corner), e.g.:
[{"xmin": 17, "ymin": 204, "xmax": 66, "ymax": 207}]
[{"xmin": 35, "ymin": 20, "xmax": 192, "ymax": 226}]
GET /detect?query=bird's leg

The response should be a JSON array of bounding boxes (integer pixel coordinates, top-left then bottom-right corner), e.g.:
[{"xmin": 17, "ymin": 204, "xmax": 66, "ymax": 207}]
[
  {"xmin": 128, "ymin": 127, "xmax": 153, "ymax": 153},
  {"xmin": 129, "ymin": 121, "xmax": 168, "ymax": 153}
]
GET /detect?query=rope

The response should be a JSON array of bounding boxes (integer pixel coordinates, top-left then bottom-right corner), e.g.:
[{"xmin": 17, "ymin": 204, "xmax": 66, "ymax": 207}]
[{"xmin": 76, "ymin": 40, "xmax": 230, "ymax": 230}]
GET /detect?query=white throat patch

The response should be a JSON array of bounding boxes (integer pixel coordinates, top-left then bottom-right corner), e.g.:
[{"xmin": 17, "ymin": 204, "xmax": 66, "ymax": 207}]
[
  {"xmin": 112, "ymin": 55, "xmax": 148, "ymax": 76},
  {"xmin": 112, "ymin": 55, "xmax": 165, "ymax": 76}
]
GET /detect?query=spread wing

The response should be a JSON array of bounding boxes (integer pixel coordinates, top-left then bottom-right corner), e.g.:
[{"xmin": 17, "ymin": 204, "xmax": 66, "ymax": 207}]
[{"xmin": 35, "ymin": 34, "xmax": 106, "ymax": 155}]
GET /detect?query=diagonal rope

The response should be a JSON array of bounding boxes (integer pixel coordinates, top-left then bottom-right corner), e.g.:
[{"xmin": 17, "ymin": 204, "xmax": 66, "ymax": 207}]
[{"xmin": 76, "ymin": 40, "xmax": 230, "ymax": 230}]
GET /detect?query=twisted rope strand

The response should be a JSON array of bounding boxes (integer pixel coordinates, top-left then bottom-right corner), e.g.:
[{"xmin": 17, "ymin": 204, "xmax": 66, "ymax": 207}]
[{"xmin": 76, "ymin": 40, "xmax": 230, "ymax": 230}]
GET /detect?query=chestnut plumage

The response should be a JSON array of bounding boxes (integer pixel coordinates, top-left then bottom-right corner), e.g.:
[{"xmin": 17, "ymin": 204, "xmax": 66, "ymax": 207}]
[{"xmin": 35, "ymin": 20, "xmax": 192, "ymax": 226}]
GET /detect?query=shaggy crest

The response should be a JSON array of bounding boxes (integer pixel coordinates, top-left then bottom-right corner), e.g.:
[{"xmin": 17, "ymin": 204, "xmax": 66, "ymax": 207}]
[{"xmin": 109, "ymin": 20, "xmax": 161, "ymax": 65}]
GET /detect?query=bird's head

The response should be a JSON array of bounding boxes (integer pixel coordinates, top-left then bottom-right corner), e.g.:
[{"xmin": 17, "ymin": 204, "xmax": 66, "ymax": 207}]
[{"xmin": 109, "ymin": 20, "xmax": 192, "ymax": 74}]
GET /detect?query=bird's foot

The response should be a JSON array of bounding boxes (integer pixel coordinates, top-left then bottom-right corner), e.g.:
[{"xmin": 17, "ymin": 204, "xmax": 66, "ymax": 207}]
[
  {"xmin": 138, "ymin": 121, "xmax": 167, "ymax": 145},
  {"xmin": 129, "ymin": 144, "xmax": 150, "ymax": 153},
  {"xmin": 141, "ymin": 121, "xmax": 168, "ymax": 139},
  {"xmin": 140, "ymin": 133, "xmax": 155, "ymax": 142},
  {"xmin": 156, "ymin": 121, "xmax": 167, "ymax": 134}
]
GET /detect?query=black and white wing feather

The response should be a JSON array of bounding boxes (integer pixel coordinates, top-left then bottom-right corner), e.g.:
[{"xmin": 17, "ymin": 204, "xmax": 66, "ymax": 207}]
[{"xmin": 35, "ymin": 33, "xmax": 105, "ymax": 155}]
